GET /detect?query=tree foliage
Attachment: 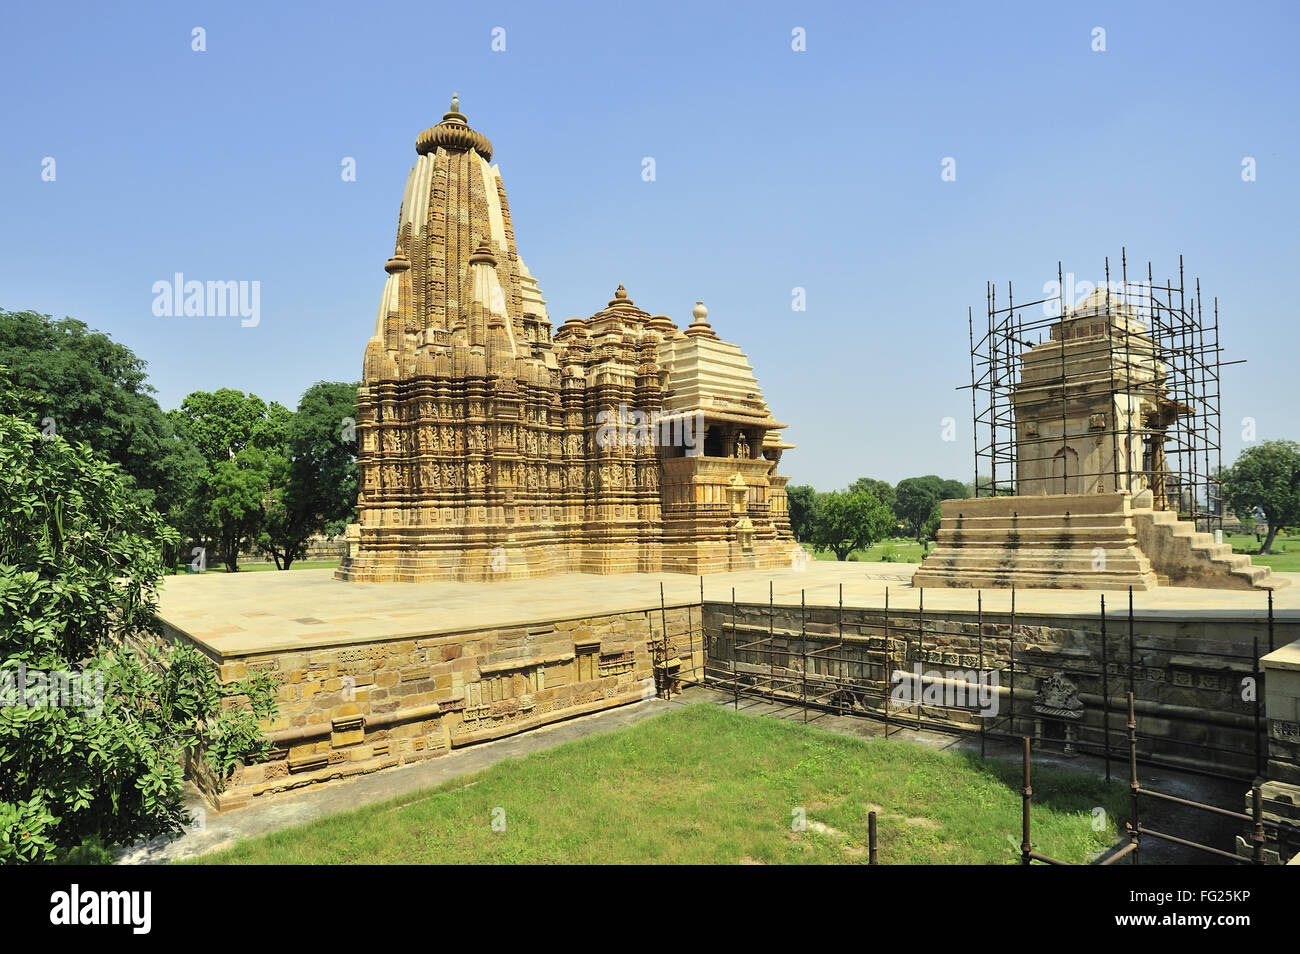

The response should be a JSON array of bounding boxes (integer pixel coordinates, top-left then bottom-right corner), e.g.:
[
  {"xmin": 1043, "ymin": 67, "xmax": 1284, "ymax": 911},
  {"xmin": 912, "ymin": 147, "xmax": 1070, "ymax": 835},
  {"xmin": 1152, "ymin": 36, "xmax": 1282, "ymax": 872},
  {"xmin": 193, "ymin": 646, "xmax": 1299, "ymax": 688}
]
[
  {"xmin": 922, "ymin": 501, "xmax": 944, "ymax": 542},
  {"xmin": 1220, "ymin": 440, "xmax": 1300, "ymax": 554},
  {"xmin": 167, "ymin": 384, "xmax": 358, "ymax": 570},
  {"xmin": 0, "ymin": 396, "xmax": 276, "ymax": 863},
  {"xmin": 809, "ymin": 489, "xmax": 895, "ymax": 561},
  {"xmin": 850, "ymin": 477, "xmax": 896, "ymax": 516},
  {"xmin": 169, "ymin": 390, "xmax": 290, "ymax": 571},
  {"xmin": 259, "ymin": 381, "xmax": 359, "ymax": 568},
  {"xmin": 786, "ymin": 484, "xmax": 819, "ymax": 543},
  {"xmin": 0, "ymin": 309, "xmax": 202, "ymax": 565},
  {"xmin": 894, "ymin": 475, "xmax": 968, "ymax": 540}
]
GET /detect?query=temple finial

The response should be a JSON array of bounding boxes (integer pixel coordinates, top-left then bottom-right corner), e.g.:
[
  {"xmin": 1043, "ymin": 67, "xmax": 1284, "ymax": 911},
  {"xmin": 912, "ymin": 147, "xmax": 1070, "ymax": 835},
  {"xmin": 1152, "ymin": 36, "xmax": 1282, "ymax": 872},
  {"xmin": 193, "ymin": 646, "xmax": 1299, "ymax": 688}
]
[
  {"xmin": 685, "ymin": 300, "xmax": 718, "ymax": 339},
  {"xmin": 419, "ymin": 90, "xmax": 491, "ymax": 158}
]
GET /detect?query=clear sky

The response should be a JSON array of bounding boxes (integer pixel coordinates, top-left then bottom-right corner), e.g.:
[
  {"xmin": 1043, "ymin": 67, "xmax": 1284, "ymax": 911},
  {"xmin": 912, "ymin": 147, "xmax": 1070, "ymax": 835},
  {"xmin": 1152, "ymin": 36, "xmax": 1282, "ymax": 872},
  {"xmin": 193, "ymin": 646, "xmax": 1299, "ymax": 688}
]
[{"xmin": 2, "ymin": 0, "xmax": 1296, "ymax": 489}]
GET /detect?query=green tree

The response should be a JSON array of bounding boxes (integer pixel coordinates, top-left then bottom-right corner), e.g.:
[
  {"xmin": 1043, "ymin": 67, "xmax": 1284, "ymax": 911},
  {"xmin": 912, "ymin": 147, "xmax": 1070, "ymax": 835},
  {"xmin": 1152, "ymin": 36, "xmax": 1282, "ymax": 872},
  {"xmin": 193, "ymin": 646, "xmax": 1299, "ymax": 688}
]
[
  {"xmin": 922, "ymin": 501, "xmax": 944, "ymax": 541},
  {"xmin": 169, "ymin": 388, "xmax": 289, "ymax": 465},
  {"xmin": 258, "ymin": 381, "xmax": 360, "ymax": 569},
  {"xmin": 291, "ymin": 381, "xmax": 360, "ymax": 537},
  {"xmin": 850, "ymin": 477, "xmax": 896, "ymax": 516},
  {"xmin": 256, "ymin": 382, "xmax": 358, "ymax": 570},
  {"xmin": 785, "ymin": 484, "xmax": 819, "ymax": 543},
  {"xmin": 170, "ymin": 390, "xmax": 291, "ymax": 571},
  {"xmin": 894, "ymin": 475, "xmax": 968, "ymax": 540},
  {"xmin": 1220, "ymin": 440, "xmax": 1300, "ymax": 554},
  {"xmin": 0, "ymin": 309, "xmax": 202, "ymax": 568},
  {"xmin": 256, "ymin": 449, "xmax": 306, "ymax": 571},
  {"xmin": 207, "ymin": 448, "xmax": 281, "ymax": 572},
  {"xmin": 809, "ymin": 489, "xmax": 895, "ymax": 561},
  {"xmin": 0, "ymin": 391, "xmax": 276, "ymax": 863}
]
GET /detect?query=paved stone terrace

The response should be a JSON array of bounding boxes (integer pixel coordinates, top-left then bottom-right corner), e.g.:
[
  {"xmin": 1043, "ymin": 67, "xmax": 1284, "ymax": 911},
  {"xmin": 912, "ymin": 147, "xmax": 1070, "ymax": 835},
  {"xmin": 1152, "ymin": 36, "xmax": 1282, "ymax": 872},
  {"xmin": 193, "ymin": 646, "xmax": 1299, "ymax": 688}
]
[{"xmin": 157, "ymin": 562, "xmax": 1300, "ymax": 660}]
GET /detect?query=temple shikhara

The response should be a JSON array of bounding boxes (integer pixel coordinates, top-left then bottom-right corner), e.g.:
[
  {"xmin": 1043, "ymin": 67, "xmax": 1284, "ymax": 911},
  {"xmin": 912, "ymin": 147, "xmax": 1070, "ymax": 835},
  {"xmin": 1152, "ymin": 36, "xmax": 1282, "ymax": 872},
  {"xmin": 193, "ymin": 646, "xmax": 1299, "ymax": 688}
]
[{"xmin": 337, "ymin": 96, "xmax": 796, "ymax": 582}]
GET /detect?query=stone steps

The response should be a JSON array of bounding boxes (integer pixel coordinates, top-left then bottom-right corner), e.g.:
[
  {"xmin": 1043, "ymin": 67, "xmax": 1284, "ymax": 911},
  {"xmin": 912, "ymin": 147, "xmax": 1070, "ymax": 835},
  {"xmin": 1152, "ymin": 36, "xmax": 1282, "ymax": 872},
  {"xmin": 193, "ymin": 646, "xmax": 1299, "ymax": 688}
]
[
  {"xmin": 913, "ymin": 493, "xmax": 1161, "ymax": 590},
  {"xmin": 913, "ymin": 491, "xmax": 1289, "ymax": 591},
  {"xmin": 1132, "ymin": 507, "xmax": 1287, "ymax": 591}
]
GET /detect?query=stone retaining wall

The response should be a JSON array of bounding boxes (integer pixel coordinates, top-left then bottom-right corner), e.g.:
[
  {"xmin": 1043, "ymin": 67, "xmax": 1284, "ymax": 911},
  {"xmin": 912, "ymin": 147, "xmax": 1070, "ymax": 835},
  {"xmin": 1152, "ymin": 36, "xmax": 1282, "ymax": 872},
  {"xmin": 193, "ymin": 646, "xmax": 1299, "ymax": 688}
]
[
  {"xmin": 701, "ymin": 601, "xmax": 1300, "ymax": 779},
  {"xmin": 186, "ymin": 605, "xmax": 703, "ymax": 809},
  {"xmin": 178, "ymin": 593, "xmax": 1298, "ymax": 810}
]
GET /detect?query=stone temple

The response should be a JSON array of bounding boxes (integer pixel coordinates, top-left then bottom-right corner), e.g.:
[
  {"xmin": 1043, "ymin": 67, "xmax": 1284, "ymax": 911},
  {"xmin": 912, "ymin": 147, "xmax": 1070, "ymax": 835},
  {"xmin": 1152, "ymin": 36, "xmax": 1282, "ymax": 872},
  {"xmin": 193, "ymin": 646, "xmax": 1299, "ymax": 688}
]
[
  {"xmin": 914, "ymin": 285, "xmax": 1285, "ymax": 591},
  {"xmin": 336, "ymin": 96, "xmax": 796, "ymax": 582}
]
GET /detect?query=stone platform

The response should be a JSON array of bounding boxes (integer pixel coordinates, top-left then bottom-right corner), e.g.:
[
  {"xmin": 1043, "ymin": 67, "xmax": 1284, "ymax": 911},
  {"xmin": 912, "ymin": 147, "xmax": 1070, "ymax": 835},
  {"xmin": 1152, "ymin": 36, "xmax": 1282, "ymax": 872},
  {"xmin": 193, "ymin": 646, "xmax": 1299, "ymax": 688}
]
[
  {"xmin": 913, "ymin": 492, "xmax": 1287, "ymax": 591},
  {"xmin": 159, "ymin": 561, "xmax": 1300, "ymax": 661},
  {"xmin": 156, "ymin": 562, "xmax": 1300, "ymax": 808}
]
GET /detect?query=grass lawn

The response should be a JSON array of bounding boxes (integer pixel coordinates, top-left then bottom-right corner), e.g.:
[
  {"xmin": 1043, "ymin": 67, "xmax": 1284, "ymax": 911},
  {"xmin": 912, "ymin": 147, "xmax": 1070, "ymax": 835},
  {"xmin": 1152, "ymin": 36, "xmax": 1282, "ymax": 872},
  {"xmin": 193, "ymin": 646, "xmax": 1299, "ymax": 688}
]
[
  {"xmin": 1225, "ymin": 530, "xmax": 1300, "ymax": 573},
  {"xmin": 189, "ymin": 704, "xmax": 1128, "ymax": 865},
  {"xmin": 813, "ymin": 537, "xmax": 929, "ymax": 564}
]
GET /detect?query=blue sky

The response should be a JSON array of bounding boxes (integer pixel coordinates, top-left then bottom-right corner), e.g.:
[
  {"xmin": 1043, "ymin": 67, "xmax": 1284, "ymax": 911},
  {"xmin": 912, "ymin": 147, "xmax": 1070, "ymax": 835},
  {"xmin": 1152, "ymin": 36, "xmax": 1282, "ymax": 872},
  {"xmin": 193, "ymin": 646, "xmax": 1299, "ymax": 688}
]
[{"xmin": 2, "ymin": 0, "xmax": 1296, "ymax": 488}]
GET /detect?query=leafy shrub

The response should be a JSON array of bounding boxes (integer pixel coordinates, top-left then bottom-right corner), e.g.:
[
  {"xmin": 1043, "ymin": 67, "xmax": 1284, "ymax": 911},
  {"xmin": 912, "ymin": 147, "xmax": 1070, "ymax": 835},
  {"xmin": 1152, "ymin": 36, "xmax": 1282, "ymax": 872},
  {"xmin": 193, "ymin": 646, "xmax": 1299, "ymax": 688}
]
[
  {"xmin": 57, "ymin": 834, "xmax": 114, "ymax": 865},
  {"xmin": 0, "ymin": 401, "xmax": 276, "ymax": 863}
]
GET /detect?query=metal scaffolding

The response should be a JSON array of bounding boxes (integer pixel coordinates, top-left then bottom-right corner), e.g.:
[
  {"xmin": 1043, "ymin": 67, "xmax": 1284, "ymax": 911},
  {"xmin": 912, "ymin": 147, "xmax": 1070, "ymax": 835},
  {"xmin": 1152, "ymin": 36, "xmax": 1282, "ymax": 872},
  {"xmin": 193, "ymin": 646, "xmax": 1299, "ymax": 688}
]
[{"xmin": 968, "ymin": 250, "xmax": 1233, "ymax": 532}]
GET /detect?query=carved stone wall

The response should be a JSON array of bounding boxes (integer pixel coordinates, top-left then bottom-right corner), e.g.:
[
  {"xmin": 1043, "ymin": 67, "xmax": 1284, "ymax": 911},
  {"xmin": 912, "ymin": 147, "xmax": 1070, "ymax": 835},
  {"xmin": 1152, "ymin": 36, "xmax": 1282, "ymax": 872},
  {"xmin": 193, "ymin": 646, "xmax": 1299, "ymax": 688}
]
[
  {"xmin": 201, "ymin": 605, "xmax": 702, "ymax": 809},
  {"xmin": 702, "ymin": 601, "xmax": 1299, "ymax": 778}
]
